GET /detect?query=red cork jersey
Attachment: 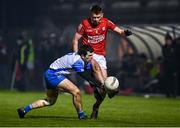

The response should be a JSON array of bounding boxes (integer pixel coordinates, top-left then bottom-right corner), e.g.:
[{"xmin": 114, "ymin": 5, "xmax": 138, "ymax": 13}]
[{"xmin": 77, "ymin": 17, "xmax": 116, "ymax": 56}]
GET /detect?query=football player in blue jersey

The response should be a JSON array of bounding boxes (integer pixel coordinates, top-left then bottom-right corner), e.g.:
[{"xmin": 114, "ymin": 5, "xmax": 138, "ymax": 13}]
[{"xmin": 17, "ymin": 45, "xmax": 105, "ymax": 119}]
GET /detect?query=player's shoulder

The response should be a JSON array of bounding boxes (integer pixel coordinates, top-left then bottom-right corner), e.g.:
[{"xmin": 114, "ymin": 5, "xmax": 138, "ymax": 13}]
[
  {"xmin": 100, "ymin": 17, "xmax": 112, "ymax": 25},
  {"xmin": 64, "ymin": 52, "xmax": 79, "ymax": 59},
  {"xmin": 101, "ymin": 17, "xmax": 109, "ymax": 22},
  {"xmin": 101, "ymin": 17, "xmax": 116, "ymax": 28},
  {"xmin": 64, "ymin": 52, "xmax": 82, "ymax": 63},
  {"xmin": 73, "ymin": 55, "xmax": 84, "ymax": 68},
  {"xmin": 73, "ymin": 52, "xmax": 82, "ymax": 62},
  {"xmin": 81, "ymin": 18, "xmax": 90, "ymax": 26},
  {"xmin": 82, "ymin": 18, "xmax": 88, "ymax": 22},
  {"xmin": 103, "ymin": 17, "xmax": 115, "ymax": 23}
]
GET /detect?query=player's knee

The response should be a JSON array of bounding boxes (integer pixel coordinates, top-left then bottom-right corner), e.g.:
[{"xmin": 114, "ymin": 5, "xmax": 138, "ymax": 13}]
[
  {"xmin": 72, "ymin": 88, "xmax": 81, "ymax": 97},
  {"xmin": 44, "ymin": 97, "xmax": 57, "ymax": 106}
]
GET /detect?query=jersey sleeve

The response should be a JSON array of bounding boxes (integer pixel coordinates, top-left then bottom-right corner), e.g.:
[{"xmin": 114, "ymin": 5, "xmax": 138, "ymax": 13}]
[
  {"xmin": 107, "ymin": 19, "xmax": 116, "ymax": 30},
  {"xmin": 85, "ymin": 62, "xmax": 92, "ymax": 70},
  {"xmin": 72, "ymin": 60, "xmax": 85, "ymax": 72},
  {"xmin": 76, "ymin": 23, "xmax": 84, "ymax": 35}
]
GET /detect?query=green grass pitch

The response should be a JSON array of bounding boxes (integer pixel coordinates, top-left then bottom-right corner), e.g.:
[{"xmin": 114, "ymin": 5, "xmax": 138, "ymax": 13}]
[{"xmin": 0, "ymin": 91, "xmax": 180, "ymax": 127}]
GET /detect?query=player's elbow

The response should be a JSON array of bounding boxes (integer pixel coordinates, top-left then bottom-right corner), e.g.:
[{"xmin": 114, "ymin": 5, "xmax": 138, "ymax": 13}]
[
  {"xmin": 73, "ymin": 38, "xmax": 78, "ymax": 45},
  {"xmin": 72, "ymin": 39, "xmax": 79, "ymax": 52}
]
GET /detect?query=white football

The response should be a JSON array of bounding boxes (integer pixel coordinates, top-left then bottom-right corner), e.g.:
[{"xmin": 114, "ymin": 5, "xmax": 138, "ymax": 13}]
[{"xmin": 104, "ymin": 76, "xmax": 119, "ymax": 91}]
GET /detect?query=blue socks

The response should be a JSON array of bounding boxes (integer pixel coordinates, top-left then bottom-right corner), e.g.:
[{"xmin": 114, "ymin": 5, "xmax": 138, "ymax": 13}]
[
  {"xmin": 24, "ymin": 105, "xmax": 32, "ymax": 113},
  {"xmin": 78, "ymin": 111, "xmax": 85, "ymax": 119},
  {"xmin": 24, "ymin": 105, "xmax": 85, "ymax": 119}
]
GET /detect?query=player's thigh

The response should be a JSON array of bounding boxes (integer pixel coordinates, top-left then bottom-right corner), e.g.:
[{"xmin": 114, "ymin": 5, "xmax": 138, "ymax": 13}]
[
  {"xmin": 57, "ymin": 79, "xmax": 79, "ymax": 94},
  {"xmin": 93, "ymin": 54, "xmax": 107, "ymax": 78},
  {"xmin": 44, "ymin": 69, "xmax": 67, "ymax": 89},
  {"xmin": 101, "ymin": 69, "xmax": 107, "ymax": 78},
  {"xmin": 93, "ymin": 54, "xmax": 107, "ymax": 69}
]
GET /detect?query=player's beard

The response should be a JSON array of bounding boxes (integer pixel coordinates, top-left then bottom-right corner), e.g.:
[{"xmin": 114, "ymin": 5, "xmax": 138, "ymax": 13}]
[{"xmin": 91, "ymin": 21, "xmax": 99, "ymax": 27}]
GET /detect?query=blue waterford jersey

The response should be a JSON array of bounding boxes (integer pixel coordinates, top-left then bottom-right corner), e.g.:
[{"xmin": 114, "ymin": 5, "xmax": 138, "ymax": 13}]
[{"xmin": 49, "ymin": 52, "xmax": 91, "ymax": 74}]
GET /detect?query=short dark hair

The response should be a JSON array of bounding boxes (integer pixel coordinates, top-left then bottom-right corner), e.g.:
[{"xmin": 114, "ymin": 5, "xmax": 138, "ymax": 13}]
[
  {"xmin": 90, "ymin": 5, "xmax": 102, "ymax": 14},
  {"xmin": 78, "ymin": 45, "xmax": 94, "ymax": 56}
]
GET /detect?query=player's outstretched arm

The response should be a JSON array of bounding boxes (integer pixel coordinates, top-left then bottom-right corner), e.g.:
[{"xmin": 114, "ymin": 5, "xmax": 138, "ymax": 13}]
[
  {"xmin": 72, "ymin": 32, "xmax": 82, "ymax": 52},
  {"xmin": 77, "ymin": 71, "xmax": 103, "ymax": 88},
  {"xmin": 113, "ymin": 26, "xmax": 132, "ymax": 36}
]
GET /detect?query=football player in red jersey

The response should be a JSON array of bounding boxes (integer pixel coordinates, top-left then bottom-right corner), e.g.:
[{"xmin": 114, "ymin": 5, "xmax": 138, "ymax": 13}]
[{"xmin": 72, "ymin": 5, "xmax": 132, "ymax": 119}]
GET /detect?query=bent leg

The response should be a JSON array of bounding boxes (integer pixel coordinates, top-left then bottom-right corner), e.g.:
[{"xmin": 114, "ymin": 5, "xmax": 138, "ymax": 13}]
[
  {"xmin": 101, "ymin": 69, "xmax": 108, "ymax": 79},
  {"xmin": 57, "ymin": 78, "xmax": 85, "ymax": 119},
  {"xmin": 91, "ymin": 69, "xmax": 107, "ymax": 119},
  {"xmin": 31, "ymin": 89, "xmax": 58, "ymax": 108},
  {"xmin": 17, "ymin": 89, "xmax": 58, "ymax": 118},
  {"xmin": 93, "ymin": 87, "xmax": 106, "ymax": 108}
]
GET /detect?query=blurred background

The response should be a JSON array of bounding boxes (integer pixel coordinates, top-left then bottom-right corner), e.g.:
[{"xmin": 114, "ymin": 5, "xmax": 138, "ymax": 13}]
[{"xmin": 0, "ymin": 0, "xmax": 180, "ymax": 97}]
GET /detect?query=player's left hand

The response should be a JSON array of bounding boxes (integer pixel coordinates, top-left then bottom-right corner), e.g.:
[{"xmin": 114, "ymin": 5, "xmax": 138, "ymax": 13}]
[{"xmin": 124, "ymin": 29, "xmax": 132, "ymax": 36}]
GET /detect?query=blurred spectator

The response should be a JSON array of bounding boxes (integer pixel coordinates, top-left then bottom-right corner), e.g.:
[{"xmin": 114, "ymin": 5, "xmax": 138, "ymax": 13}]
[
  {"xmin": 162, "ymin": 32, "xmax": 178, "ymax": 98},
  {"xmin": 146, "ymin": 57, "xmax": 163, "ymax": 93},
  {"xmin": 122, "ymin": 47, "xmax": 138, "ymax": 75},
  {"xmin": 11, "ymin": 36, "xmax": 29, "ymax": 91},
  {"xmin": 136, "ymin": 53, "xmax": 150, "ymax": 91},
  {"xmin": 118, "ymin": 38, "xmax": 131, "ymax": 62},
  {"xmin": 37, "ymin": 31, "xmax": 50, "ymax": 87},
  {"xmin": 37, "ymin": 32, "xmax": 58, "ymax": 88},
  {"xmin": 21, "ymin": 31, "xmax": 35, "ymax": 87},
  {"xmin": 38, "ymin": 31, "xmax": 54, "ymax": 71},
  {"xmin": 121, "ymin": 47, "xmax": 138, "ymax": 90},
  {"xmin": 49, "ymin": 32, "xmax": 59, "ymax": 59},
  {"xmin": 0, "ymin": 35, "xmax": 8, "ymax": 88}
]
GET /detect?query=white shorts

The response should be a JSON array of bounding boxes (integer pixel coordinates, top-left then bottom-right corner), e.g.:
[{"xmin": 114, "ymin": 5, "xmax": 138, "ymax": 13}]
[{"xmin": 93, "ymin": 53, "xmax": 107, "ymax": 69}]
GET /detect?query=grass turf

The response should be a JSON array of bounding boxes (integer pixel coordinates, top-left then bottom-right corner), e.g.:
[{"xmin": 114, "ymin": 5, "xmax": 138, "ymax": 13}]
[{"xmin": 0, "ymin": 91, "xmax": 180, "ymax": 127}]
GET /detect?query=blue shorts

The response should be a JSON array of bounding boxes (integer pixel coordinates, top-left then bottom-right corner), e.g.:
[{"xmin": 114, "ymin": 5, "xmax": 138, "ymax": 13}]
[{"xmin": 44, "ymin": 69, "xmax": 66, "ymax": 89}]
